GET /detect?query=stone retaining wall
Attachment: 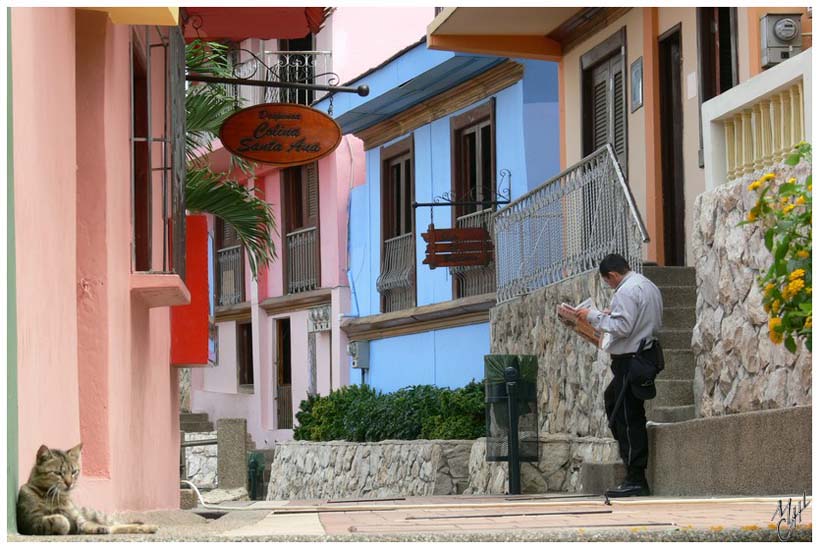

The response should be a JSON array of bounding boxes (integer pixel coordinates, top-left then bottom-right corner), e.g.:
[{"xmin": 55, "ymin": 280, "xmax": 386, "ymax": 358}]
[
  {"xmin": 692, "ymin": 160, "xmax": 812, "ymax": 417},
  {"xmin": 266, "ymin": 440, "xmax": 473, "ymax": 500},
  {"xmin": 184, "ymin": 431, "xmax": 218, "ymax": 489},
  {"xmin": 487, "ymin": 272, "xmax": 620, "ymax": 491}
]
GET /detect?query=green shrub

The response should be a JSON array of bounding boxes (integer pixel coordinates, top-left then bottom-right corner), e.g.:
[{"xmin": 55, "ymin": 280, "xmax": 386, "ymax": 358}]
[{"xmin": 293, "ymin": 381, "xmax": 486, "ymax": 442}]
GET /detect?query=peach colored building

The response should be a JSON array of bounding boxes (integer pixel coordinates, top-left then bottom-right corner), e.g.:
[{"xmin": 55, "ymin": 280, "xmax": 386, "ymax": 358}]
[
  {"xmin": 10, "ymin": 7, "xmax": 188, "ymax": 518},
  {"xmin": 188, "ymin": 7, "xmax": 436, "ymax": 447}
]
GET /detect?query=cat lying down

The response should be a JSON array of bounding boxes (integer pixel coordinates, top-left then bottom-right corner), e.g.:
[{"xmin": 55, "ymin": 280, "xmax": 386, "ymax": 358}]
[{"xmin": 16, "ymin": 444, "xmax": 159, "ymax": 535}]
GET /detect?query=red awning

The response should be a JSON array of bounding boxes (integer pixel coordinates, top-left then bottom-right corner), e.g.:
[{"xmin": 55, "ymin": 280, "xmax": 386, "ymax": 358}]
[{"xmin": 181, "ymin": 7, "xmax": 328, "ymax": 41}]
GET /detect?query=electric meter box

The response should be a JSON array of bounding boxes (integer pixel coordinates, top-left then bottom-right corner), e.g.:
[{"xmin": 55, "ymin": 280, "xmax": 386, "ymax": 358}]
[
  {"xmin": 760, "ymin": 13, "xmax": 803, "ymax": 68},
  {"xmin": 348, "ymin": 340, "xmax": 370, "ymax": 370}
]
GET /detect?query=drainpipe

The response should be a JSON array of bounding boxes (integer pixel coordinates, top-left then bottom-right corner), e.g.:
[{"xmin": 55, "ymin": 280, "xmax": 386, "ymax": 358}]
[{"xmin": 7, "ymin": 7, "xmax": 19, "ymax": 532}]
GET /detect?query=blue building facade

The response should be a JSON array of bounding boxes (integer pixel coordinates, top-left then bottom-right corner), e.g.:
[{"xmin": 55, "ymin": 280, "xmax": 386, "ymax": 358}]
[{"xmin": 316, "ymin": 40, "xmax": 560, "ymax": 393}]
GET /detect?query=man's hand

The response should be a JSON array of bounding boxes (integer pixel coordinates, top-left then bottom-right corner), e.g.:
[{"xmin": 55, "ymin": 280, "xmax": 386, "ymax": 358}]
[{"xmin": 576, "ymin": 308, "xmax": 589, "ymax": 323}]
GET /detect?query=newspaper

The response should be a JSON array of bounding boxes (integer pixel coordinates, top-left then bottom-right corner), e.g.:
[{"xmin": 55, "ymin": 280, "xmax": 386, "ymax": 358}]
[{"xmin": 555, "ymin": 298, "xmax": 607, "ymax": 348}]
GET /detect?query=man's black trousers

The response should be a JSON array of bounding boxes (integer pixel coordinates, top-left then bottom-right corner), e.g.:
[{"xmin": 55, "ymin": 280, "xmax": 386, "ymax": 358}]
[{"xmin": 605, "ymin": 356, "xmax": 649, "ymax": 483}]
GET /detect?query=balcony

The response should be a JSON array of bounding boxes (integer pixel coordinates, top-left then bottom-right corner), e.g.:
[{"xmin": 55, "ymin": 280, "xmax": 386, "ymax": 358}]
[
  {"xmin": 216, "ymin": 245, "xmax": 244, "ymax": 306},
  {"xmin": 449, "ymin": 208, "xmax": 496, "ymax": 298},
  {"xmin": 227, "ymin": 51, "xmax": 332, "ymax": 107},
  {"xmin": 286, "ymin": 226, "xmax": 319, "ymax": 295},
  {"xmin": 377, "ymin": 233, "xmax": 416, "ymax": 313},
  {"xmin": 702, "ymin": 49, "xmax": 811, "ymax": 190}
]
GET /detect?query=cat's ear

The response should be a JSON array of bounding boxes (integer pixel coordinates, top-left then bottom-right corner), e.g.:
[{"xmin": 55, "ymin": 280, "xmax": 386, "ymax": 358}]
[
  {"xmin": 67, "ymin": 443, "xmax": 83, "ymax": 459},
  {"xmin": 36, "ymin": 445, "xmax": 52, "ymax": 462}
]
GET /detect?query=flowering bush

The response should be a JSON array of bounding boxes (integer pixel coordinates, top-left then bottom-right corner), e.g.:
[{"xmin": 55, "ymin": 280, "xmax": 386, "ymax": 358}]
[{"xmin": 741, "ymin": 142, "xmax": 812, "ymax": 352}]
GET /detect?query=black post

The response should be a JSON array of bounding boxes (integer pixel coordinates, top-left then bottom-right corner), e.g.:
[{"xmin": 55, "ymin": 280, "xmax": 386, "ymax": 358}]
[{"xmin": 504, "ymin": 366, "xmax": 521, "ymax": 495}]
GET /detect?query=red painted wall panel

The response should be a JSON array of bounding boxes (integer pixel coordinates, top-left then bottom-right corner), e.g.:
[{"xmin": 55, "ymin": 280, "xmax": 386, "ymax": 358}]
[{"xmin": 171, "ymin": 215, "xmax": 213, "ymax": 367}]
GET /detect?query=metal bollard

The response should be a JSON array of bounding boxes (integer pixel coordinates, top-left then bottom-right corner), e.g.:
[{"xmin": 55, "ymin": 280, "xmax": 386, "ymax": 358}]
[{"xmin": 504, "ymin": 365, "xmax": 521, "ymax": 495}]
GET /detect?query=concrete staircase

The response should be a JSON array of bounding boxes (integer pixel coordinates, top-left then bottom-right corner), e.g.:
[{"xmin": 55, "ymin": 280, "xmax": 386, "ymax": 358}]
[
  {"xmin": 180, "ymin": 412, "xmax": 214, "ymax": 433},
  {"xmin": 643, "ymin": 266, "xmax": 696, "ymax": 424}
]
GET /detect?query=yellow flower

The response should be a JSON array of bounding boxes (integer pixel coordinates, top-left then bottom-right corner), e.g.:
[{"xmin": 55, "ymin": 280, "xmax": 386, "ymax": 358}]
[
  {"xmin": 747, "ymin": 210, "xmax": 758, "ymax": 222},
  {"xmin": 809, "ymin": 184, "xmax": 813, "ymax": 192},
  {"xmin": 797, "ymin": 250, "xmax": 810, "ymax": 259},
  {"xmin": 769, "ymin": 330, "xmax": 784, "ymax": 345},
  {"xmin": 762, "ymin": 173, "xmax": 776, "ymax": 182},
  {"xmin": 796, "ymin": 195, "xmax": 806, "ymax": 205},
  {"xmin": 783, "ymin": 203, "xmax": 796, "ymax": 214},
  {"xmin": 772, "ymin": 299, "xmax": 782, "ymax": 313},
  {"xmin": 764, "ymin": 282, "xmax": 776, "ymax": 294},
  {"xmin": 789, "ymin": 268, "xmax": 806, "ymax": 281},
  {"xmin": 764, "ymin": 302, "xmax": 771, "ymax": 313},
  {"xmin": 769, "ymin": 317, "xmax": 782, "ymax": 332},
  {"xmin": 805, "ymin": 316, "xmax": 812, "ymax": 330},
  {"xmin": 789, "ymin": 278, "xmax": 805, "ymax": 293},
  {"xmin": 782, "ymin": 286, "xmax": 795, "ymax": 300},
  {"xmin": 808, "ymin": 287, "xmax": 812, "ymax": 295},
  {"xmin": 788, "ymin": 178, "xmax": 797, "ymax": 185},
  {"xmin": 780, "ymin": 196, "xmax": 790, "ymax": 204},
  {"xmin": 748, "ymin": 180, "xmax": 762, "ymax": 191}
]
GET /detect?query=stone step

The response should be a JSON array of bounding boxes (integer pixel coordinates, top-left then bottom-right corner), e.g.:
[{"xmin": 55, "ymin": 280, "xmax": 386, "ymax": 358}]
[
  {"xmin": 181, "ymin": 412, "xmax": 210, "ymax": 423},
  {"xmin": 643, "ymin": 266, "xmax": 696, "ymax": 287},
  {"xmin": 647, "ymin": 405, "xmax": 696, "ymax": 423},
  {"xmin": 657, "ymin": 349, "xmax": 695, "ymax": 380},
  {"xmin": 653, "ymin": 379, "xmax": 694, "ymax": 407},
  {"xmin": 648, "ymin": 406, "xmax": 811, "ymax": 495},
  {"xmin": 578, "ymin": 461, "xmax": 625, "ymax": 494},
  {"xmin": 659, "ymin": 329, "xmax": 693, "ymax": 350},
  {"xmin": 663, "ymin": 307, "xmax": 696, "ymax": 330},
  {"xmin": 181, "ymin": 422, "xmax": 214, "ymax": 433},
  {"xmin": 660, "ymin": 286, "xmax": 696, "ymax": 308}
]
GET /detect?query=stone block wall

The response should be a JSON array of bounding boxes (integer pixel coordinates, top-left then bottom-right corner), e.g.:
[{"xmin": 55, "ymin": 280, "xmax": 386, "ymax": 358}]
[
  {"xmin": 691, "ymin": 160, "xmax": 812, "ymax": 417},
  {"xmin": 488, "ymin": 272, "xmax": 620, "ymax": 491},
  {"xmin": 265, "ymin": 440, "xmax": 473, "ymax": 500},
  {"xmin": 184, "ymin": 431, "xmax": 217, "ymax": 489}
]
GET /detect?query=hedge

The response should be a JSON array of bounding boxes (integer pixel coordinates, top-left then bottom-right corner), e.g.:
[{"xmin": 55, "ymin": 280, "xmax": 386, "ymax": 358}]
[{"xmin": 293, "ymin": 381, "xmax": 486, "ymax": 442}]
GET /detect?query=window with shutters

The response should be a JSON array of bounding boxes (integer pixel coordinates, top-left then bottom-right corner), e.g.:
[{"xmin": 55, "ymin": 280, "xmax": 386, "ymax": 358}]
[
  {"xmin": 697, "ymin": 7, "xmax": 738, "ymax": 166},
  {"xmin": 283, "ymin": 161, "xmax": 320, "ymax": 294},
  {"xmin": 378, "ymin": 136, "xmax": 416, "ymax": 313},
  {"xmin": 215, "ymin": 217, "xmax": 245, "ymax": 306},
  {"xmin": 450, "ymin": 100, "xmax": 497, "ymax": 298},
  {"xmin": 581, "ymin": 29, "xmax": 627, "ymax": 175}
]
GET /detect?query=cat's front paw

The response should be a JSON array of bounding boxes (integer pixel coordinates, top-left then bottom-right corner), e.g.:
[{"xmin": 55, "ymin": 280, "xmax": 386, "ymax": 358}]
[
  {"xmin": 81, "ymin": 522, "xmax": 110, "ymax": 535},
  {"xmin": 44, "ymin": 514, "xmax": 71, "ymax": 535}
]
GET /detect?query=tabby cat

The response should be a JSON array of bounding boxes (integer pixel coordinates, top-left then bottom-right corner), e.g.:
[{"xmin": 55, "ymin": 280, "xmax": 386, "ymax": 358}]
[{"xmin": 16, "ymin": 444, "xmax": 159, "ymax": 535}]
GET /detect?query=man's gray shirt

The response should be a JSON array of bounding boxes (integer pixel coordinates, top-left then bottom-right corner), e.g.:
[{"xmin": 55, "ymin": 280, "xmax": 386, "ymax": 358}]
[{"xmin": 585, "ymin": 271, "xmax": 663, "ymax": 355}]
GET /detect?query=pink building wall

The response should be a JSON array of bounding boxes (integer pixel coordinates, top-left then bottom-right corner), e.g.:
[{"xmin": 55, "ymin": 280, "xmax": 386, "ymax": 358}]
[
  {"xmin": 190, "ymin": 7, "xmax": 433, "ymax": 446},
  {"xmin": 13, "ymin": 8, "xmax": 183, "ymax": 512}
]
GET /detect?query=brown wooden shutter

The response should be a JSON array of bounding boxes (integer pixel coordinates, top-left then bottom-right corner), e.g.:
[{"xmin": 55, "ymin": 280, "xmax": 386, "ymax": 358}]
[
  {"xmin": 591, "ymin": 63, "xmax": 611, "ymax": 152},
  {"xmin": 304, "ymin": 161, "xmax": 319, "ymax": 229},
  {"xmin": 611, "ymin": 62, "xmax": 627, "ymax": 171},
  {"xmin": 218, "ymin": 217, "xmax": 241, "ymax": 249}
]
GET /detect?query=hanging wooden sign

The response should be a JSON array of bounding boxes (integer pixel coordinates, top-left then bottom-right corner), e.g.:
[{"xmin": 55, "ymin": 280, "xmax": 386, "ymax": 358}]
[
  {"xmin": 219, "ymin": 103, "xmax": 342, "ymax": 167},
  {"xmin": 421, "ymin": 224, "xmax": 494, "ymax": 269}
]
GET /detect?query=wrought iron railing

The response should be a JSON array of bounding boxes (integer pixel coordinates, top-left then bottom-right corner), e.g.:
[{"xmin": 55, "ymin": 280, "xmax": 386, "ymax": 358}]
[
  {"xmin": 450, "ymin": 208, "xmax": 496, "ymax": 298},
  {"xmin": 286, "ymin": 226, "xmax": 319, "ymax": 294},
  {"xmin": 493, "ymin": 144, "xmax": 649, "ymax": 303},
  {"xmin": 217, "ymin": 245, "xmax": 244, "ymax": 306},
  {"xmin": 227, "ymin": 51, "xmax": 332, "ymax": 106},
  {"xmin": 377, "ymin": 233, "xmax": 416, "ymax": 312},
  {"xmin": 277, "ymin": 384, "xmax": 293, "ymax": 430}
]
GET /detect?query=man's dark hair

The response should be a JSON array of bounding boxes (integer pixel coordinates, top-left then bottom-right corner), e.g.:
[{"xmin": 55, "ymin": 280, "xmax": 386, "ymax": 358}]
[{"xmin": 599, "ymin": 253, "xmax": 630, "ymax": 276}]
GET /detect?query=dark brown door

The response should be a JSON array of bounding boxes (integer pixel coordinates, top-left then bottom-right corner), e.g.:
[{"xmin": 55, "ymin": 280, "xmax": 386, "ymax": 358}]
[{"xmin": 659, "ymin": 28, "xmax": 685, "ymax": 266}]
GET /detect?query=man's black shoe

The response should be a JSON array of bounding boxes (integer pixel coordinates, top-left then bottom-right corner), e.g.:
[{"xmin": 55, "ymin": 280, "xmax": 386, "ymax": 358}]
[{"xmin": 604, "ymin": 480, "xmax": 650, "ymax": 498}]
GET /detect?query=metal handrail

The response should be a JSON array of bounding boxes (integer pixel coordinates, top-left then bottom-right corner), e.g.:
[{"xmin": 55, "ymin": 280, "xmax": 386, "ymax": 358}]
[
  {"xmin": 450, "ymin": 208, "xmax": 496, "ymax": 297},
  {"xmin": 492, "ymin": 144, "xmax": 649, "ymax": 303}
]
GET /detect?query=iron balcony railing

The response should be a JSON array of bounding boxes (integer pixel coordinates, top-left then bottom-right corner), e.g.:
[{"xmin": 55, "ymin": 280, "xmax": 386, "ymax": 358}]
[
  {"xmin": 277, "ymin": 384, "xmax": 293, "ymax": 430},
  {"xmin": 217, "ymin": 245, "xmax": 244, "ymax": 306},
  {"xmin": 450, "ymin": 208, "xmax": 497, "ymax": 298},
  {"xmin": 228, "ymin": 51, "xmax": 332, "ymax": 106},
  {"xmin": 377, "ymin": 232, "xmax": 416, "ymax": 312},
  {"xmin": 286, "ymin": 226, "xmax": 319, "ymax": 294},
  {"xmin": 493, "ymin": 144, "xmax": 649, "ymax": 303}
]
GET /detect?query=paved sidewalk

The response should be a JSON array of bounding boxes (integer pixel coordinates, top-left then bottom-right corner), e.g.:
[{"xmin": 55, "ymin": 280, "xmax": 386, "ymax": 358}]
[{"xmin": 8, "ymin": 493, "xmax": 812, "ymax": 542}]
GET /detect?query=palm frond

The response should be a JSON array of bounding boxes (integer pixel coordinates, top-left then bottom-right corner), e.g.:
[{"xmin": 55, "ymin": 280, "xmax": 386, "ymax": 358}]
[{"xmin": 186, "ymin": 167, "xmax": 278, "ymax": 277}]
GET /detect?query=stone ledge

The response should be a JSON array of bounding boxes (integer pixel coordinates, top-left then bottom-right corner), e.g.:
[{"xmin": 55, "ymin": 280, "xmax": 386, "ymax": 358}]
[{"xmin": 130, "ymin": 273, "xmax": 191, "ymax": 308}]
